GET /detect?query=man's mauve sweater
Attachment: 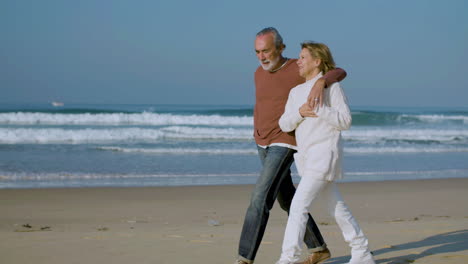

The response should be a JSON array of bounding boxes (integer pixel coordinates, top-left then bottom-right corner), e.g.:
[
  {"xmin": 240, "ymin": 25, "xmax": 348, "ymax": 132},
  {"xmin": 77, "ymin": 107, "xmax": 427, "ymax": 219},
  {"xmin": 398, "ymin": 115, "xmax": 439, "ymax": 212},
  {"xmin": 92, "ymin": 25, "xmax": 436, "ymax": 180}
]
[{"xmin": 253, "ymin": 59, "xmax": 345, "ymax": 146}]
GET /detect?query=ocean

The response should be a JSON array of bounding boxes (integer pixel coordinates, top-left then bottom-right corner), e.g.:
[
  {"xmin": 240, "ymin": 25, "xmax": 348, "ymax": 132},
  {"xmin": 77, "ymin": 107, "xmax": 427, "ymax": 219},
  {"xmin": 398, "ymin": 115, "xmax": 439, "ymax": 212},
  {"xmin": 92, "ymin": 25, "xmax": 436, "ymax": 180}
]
[{"xmin": 0, "ymin": 103, "xmax": 467, "ymax": 189}]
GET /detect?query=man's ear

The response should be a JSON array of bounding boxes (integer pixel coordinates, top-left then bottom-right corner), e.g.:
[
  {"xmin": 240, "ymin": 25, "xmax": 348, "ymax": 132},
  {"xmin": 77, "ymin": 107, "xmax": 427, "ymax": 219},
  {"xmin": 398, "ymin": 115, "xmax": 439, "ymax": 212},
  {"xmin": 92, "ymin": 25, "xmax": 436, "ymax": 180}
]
[{"xmin": 280, "ymin": 44, "xmax": 286, "ymax": 52}]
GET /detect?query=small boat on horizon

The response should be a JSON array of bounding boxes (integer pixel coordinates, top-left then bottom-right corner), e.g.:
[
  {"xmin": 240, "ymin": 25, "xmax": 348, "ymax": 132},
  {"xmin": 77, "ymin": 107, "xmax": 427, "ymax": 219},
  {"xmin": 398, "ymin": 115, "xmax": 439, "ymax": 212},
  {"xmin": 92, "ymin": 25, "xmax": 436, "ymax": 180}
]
[{"xmin": 51, "ymin": 101, "xmax": 64, "ymax": 107}]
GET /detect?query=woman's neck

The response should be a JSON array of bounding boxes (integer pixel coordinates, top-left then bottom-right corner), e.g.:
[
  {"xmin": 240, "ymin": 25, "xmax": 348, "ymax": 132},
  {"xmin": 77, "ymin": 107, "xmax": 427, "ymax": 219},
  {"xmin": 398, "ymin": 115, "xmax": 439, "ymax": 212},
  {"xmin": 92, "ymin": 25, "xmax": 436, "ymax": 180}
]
[{"xmin": 305, "ymin": 69, "xmax": 321, "ymax": 81}]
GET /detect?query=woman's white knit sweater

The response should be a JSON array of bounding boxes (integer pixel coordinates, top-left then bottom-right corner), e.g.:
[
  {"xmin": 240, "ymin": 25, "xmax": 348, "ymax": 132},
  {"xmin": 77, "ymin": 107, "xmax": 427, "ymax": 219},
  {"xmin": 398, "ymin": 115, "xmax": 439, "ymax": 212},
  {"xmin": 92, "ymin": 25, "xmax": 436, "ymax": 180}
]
[{"xmin": 279, "ymin": 73, "xmax": 351, "ymax": 181}]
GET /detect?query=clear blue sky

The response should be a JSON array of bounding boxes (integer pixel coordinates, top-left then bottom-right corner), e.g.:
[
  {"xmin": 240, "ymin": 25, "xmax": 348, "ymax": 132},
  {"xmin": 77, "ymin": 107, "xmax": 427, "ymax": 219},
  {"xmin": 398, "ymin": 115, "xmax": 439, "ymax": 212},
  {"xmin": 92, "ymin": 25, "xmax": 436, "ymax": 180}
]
[{"xmin": 1, "ymin": 0, "xmax": 467, "ymax": 107}]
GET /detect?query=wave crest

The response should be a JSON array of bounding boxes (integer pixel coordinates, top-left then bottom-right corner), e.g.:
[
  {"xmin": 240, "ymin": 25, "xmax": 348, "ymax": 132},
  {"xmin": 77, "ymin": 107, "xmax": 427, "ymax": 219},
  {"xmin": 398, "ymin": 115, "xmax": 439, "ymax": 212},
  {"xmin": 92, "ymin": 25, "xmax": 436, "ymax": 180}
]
[{"xmin": 0, "ymin": 112, "xmax": 252, "ymax": 126}]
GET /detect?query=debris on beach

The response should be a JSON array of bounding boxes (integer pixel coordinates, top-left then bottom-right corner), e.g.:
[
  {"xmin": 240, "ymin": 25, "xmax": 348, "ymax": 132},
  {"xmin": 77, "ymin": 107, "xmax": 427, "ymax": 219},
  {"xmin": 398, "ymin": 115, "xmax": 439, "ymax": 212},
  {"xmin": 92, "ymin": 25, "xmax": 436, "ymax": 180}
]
[
  {"xmin": 208, "ymin": 219, "xmax": 222, "ymax": 226},
  {"xmin": 14, "ymin": 224, "xmax": 52, "ymax": 232}
]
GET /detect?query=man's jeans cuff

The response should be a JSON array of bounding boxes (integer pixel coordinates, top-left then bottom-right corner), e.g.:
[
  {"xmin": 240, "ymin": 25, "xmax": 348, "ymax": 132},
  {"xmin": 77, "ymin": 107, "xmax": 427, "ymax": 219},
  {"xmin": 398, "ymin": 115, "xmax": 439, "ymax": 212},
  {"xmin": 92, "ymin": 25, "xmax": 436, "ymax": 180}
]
[
  {"xmin": 307, "ymin": 243, "xmax": 327, "ymax": 253},
  {"xmin": 237, "ymin": 255, "xmax": 254, "ymax": 264}
]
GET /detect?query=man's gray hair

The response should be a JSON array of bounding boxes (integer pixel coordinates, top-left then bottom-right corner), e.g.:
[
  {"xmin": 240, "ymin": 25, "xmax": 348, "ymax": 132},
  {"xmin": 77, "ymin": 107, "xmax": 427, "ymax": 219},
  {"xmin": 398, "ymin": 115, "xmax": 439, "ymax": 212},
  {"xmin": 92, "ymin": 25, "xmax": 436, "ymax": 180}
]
[{"xmin": 256, "ymin": 27, "xmax": 284, "ymax": 49}]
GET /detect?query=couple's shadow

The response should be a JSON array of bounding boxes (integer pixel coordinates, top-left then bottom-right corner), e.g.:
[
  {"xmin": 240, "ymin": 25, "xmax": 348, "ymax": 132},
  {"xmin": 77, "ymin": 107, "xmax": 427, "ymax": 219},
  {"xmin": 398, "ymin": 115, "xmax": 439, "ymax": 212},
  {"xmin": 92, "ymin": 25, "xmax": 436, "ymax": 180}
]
[{"xmin": 324, "ymin": 229, "xmax": 468, "ymax": 264}]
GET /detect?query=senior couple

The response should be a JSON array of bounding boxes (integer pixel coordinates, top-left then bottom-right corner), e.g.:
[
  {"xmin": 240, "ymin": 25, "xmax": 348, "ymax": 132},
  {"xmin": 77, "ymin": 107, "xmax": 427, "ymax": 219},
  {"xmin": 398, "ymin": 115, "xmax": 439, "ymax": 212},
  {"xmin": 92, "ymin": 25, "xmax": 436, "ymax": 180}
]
[{"xmin": 234, "ymin": 27, "xmax": 376, "ymax": 264}]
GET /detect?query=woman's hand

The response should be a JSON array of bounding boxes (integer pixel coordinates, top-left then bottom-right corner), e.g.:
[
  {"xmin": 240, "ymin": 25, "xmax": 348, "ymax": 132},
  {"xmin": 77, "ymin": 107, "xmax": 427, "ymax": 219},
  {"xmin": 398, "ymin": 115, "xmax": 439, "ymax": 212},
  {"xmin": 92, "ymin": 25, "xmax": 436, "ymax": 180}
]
[{"xmin": 299, "ymin": 103, "xmax": 318, "ymax": 118}]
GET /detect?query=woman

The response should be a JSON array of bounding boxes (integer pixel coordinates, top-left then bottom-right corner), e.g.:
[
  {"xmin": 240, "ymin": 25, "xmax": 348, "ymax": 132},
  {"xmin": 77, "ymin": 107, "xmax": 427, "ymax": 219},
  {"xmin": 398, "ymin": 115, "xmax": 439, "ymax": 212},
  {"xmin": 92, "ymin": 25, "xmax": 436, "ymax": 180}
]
[{"xmin": 276, "ymin": 42, "xmax": 375, "ymax": 264}]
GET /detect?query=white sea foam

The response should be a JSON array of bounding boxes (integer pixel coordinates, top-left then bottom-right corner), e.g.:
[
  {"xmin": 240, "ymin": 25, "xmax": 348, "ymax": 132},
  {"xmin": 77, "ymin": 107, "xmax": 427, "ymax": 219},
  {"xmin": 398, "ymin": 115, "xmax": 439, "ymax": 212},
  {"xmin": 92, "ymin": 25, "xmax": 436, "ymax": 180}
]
[
  {"xmin": 345, "ymin": 146, "xmax": 468, "ymax": 153},
  {"xmin": 2, "ymin": 111, "xmax": 467, "ymax": 126},
  {"xmin": 1, "ymin": 126, "xmax": 467, "ymax": 144},
  {"xmin": 159, "ymin": 126, "xmax": 252, "ymax": 139},
  {"xmin": 95, "ymin": 145, "xmax": 468, "ymax": 155},
  {"xmin": 343, "ymin": 128, "xmax": 468, "ymax": 143},
  {"xmin": 0, "ymin": 128, "xmax": 163, "ymax": 144},
  {"xmin": 404, "ymin": 114, "xmax": 468, "ymax": 123},
  {"xmin": 1, "ymin": 168, "xmax": 467, "ymax": 182},
  {"xmin": 0, "ymin": 112, "xmax": 252, "ymax": 126},
  {"xmin": 0, "ymin": 172, "xmax": 259, "ymax": 181},
  {"xmin": 0, "ymin": 127, "xmax": 254, "ymax": 144},
  {"xmin": 97, "ymin": 146, "xmax": 257, "ymax": 155},
  {"xmin": 345, "ymin": 169, "xmax": 468, "ymax": 176}
]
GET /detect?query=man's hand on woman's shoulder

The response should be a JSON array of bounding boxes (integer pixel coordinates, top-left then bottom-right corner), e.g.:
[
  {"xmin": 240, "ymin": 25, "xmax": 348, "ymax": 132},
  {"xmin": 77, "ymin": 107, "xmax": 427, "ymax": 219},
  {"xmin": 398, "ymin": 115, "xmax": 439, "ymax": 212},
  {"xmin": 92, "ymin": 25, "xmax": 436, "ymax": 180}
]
[{"xmin": 307, "ymin": 78, "xmax": 326, "ymax": 109}]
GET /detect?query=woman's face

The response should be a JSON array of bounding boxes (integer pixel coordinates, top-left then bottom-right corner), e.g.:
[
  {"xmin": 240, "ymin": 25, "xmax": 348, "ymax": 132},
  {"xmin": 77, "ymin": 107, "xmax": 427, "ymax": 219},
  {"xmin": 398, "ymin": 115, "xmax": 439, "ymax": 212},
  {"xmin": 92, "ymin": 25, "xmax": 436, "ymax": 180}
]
[{"xmin": 297, "ymin": 48, "xmax": 320, "ymax": 80}]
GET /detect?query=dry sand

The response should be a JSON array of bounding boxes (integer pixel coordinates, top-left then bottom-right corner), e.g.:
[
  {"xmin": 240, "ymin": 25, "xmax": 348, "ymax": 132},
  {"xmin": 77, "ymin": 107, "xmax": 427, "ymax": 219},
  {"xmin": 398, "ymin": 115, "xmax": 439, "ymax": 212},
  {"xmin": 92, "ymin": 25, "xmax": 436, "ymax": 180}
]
[{"xmin": 0, "ymin": 178, "xmax": 467, "ymax": 264}]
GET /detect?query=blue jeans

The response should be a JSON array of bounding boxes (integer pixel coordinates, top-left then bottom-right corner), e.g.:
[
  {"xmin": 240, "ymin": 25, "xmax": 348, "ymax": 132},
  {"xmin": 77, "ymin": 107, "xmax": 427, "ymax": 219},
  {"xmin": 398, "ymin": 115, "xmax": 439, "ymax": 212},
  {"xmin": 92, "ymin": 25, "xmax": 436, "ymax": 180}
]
[{"xmin": 238, "ymin": 146, "xmax": 326, "ymax": 263}]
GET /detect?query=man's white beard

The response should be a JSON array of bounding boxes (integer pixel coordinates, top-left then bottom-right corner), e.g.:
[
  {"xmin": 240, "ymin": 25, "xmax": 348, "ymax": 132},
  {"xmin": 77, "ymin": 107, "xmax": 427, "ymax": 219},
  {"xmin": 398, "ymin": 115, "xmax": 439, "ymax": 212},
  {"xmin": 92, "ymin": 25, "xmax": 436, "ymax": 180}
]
[{"xmin": 260, "ymin": 55, "xmax": 280, "ymax": 71}]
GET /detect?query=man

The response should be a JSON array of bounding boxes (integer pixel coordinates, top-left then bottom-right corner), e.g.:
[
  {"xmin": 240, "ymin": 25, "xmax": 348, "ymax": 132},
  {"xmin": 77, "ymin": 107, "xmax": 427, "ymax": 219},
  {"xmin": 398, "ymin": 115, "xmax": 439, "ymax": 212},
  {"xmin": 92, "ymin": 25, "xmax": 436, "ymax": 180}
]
[{"xmin": 234, "ymin": 27, "xmax": 347, "ymax": 264}]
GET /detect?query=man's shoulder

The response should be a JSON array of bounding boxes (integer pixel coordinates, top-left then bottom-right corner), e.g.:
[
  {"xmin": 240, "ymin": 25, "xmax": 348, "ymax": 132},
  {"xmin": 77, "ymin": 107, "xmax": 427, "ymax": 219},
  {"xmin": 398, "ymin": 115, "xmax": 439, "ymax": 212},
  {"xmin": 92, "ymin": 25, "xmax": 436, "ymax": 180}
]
[
  {"xmin": 254, "ymin": 65, "xmax": 263, "ymax": 75},
  {"xmin": 286, "ymin": 58, "xmax": 298, "ymax": 65},
  {"xmin": 254, "ymin": 59, "xmax": 299, "ymax": 74},
  {"xmin": 254, "ymin": 59, "xmax": 302, "ymax": 86},
  {"xmin": 283, "ymin": 58, "xmax": 299, "ymax": 72}
]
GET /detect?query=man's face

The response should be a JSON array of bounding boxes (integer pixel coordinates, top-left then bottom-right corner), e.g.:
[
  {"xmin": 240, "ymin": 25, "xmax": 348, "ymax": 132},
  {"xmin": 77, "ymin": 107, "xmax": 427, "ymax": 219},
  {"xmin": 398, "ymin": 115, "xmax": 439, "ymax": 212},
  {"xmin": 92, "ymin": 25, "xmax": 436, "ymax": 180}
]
[{"xmin": 255, "ymin": 33, "xmax": 282, "ymax": 71}]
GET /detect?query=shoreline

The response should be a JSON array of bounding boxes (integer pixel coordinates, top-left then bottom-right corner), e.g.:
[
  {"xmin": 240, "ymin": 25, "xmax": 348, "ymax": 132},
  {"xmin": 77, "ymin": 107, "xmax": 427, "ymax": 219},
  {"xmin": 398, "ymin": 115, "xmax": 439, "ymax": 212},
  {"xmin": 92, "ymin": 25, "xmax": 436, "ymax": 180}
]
[
  {"xmin": 1, "ymin": 178, "xmax": 467, "ymax": 263},
  {"xmin": 2, "ymin": 175, "xmax": 468, "ymax": 190}
]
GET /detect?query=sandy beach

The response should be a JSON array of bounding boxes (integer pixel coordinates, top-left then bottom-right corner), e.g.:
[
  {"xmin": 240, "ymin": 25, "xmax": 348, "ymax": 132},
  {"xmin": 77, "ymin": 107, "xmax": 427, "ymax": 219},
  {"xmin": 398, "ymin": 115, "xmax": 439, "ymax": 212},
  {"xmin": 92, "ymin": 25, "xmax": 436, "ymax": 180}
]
[{"xmin": 0, "ymin": 178, "xmax": 467, "ymax": 264}]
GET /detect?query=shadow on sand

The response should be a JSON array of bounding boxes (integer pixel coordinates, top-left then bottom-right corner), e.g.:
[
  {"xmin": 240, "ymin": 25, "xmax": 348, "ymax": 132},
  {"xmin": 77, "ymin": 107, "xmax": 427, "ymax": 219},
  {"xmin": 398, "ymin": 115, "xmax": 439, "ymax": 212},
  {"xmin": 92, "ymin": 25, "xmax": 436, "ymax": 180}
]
[{"xmin": 325, "ymin": 229, "xmax": 468, "ymax": 264}]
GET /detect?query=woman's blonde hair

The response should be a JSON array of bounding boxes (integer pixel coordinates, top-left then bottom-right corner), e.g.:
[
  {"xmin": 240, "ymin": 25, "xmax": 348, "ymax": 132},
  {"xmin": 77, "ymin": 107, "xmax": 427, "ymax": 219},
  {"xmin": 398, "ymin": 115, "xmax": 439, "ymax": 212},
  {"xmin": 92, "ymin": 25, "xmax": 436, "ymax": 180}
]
[{"xmin": 301, "ymin": 41, "xmax": 336, "ymax": 74}]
